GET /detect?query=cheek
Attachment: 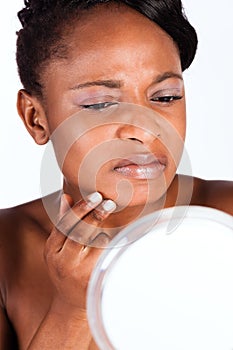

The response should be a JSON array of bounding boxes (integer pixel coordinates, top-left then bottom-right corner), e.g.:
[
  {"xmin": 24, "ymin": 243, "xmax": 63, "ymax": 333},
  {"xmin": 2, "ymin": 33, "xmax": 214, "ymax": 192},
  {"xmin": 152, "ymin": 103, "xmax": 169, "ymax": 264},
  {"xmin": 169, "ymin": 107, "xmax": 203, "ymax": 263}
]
[
  {"xmin": 160, "ymin": 116, "xmax": 186, "ymax": 165},
  {"xmin": 168, "ymin": 104, "xmax": 186, "ymax": 156},
  {"xmin": 180, "ymin": 101, "xmax": 187, "ymax": 135},
  {"xmin": 171, "ymin": 103, "xmax": 186, "ymax": 140},
  {"xmin": 60, "ymin": 129, "xmax": 109, "ymax": 186},
  {"xmin": 178, "ymin": 114, "xmax": 186, "ymax": 140}
]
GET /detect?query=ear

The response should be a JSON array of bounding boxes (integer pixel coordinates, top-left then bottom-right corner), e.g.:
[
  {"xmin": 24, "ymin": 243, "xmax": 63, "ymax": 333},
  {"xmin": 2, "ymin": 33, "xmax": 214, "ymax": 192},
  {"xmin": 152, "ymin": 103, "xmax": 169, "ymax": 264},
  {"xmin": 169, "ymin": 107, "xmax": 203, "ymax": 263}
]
[{"xmin": 17, "ymin": 89, "xmax": 50, "ymax": 145}]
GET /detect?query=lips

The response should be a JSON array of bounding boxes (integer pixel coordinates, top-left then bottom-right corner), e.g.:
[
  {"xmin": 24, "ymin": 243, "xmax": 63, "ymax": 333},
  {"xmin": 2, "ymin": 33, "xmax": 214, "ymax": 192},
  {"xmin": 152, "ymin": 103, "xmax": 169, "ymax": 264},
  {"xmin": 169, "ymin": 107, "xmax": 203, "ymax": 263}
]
[{"xmin": 113, "ymin": 153, "xmax": 167, "ymax": 180}]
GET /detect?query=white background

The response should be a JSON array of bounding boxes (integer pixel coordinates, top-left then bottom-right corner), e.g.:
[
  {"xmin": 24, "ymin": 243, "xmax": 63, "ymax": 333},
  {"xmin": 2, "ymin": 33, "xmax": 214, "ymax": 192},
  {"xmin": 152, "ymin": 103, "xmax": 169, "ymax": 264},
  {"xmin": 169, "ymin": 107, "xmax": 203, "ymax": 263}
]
[{"xmin": 0, "ymin": 0, "xmax": 232, "ymax": 208}]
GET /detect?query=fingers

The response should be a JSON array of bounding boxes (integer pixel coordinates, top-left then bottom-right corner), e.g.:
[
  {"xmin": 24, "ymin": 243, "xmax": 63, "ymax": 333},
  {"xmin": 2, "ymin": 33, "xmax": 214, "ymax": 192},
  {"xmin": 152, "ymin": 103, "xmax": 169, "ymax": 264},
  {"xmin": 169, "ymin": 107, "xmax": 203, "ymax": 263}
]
[
  {"xmin": 56, "ymin": 192, "xmax": 103, "ymax": 235},
  {"xmin": 46, "ymin": 191, "xmax": 117, "ymax": 256},
  {"xmin": 67, "ymin": 199, "xmax": 117, "ymax": 246},
  {"xmin": 43, "ymin": 192, "xmax": 117, "ymax": 309}
]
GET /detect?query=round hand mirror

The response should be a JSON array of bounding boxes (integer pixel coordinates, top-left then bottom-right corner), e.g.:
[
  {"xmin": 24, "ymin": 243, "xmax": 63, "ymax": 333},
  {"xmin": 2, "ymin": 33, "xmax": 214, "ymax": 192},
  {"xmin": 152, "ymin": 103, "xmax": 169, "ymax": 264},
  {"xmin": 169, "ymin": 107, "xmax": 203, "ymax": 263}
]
[{"xmin": 87, "ymin": 206, "xmax": 233, "ymax": 350}]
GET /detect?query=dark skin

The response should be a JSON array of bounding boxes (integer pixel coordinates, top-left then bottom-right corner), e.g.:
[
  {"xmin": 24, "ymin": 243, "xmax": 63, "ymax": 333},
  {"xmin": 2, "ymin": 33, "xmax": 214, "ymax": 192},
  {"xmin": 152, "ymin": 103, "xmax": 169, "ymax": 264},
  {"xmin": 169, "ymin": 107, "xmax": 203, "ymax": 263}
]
[
  {"xmin": 0, "ymin": 177, "xmax": 232, "ymax": 349},
  {"xmin": 0, "ymin": 5, "xmax": 232, "ymax": 350}
]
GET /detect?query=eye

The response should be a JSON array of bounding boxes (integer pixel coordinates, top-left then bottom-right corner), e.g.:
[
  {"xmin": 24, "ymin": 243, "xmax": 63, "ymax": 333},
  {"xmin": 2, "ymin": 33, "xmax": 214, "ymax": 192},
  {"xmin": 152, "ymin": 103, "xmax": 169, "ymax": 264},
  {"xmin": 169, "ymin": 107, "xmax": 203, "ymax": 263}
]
[
  {"xmin": 80, "ymin": 102, "xmax": 118, "ymax": 110},
  {"xmin": 151, "ymin": 95, "xmax": 183, "ymax": 104}
]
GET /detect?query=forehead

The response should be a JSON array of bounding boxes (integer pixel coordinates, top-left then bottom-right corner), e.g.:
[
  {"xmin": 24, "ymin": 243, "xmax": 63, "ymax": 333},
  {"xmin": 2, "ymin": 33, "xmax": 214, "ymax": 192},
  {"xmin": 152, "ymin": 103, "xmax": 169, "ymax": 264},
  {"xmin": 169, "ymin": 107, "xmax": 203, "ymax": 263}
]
[
  {"xmin": 66, "ymin": 4, "xmax": 178, "ymax": 58},
  {"xmin": 42, "ymin": 4, "xmax": 181, "ymax": 92}
]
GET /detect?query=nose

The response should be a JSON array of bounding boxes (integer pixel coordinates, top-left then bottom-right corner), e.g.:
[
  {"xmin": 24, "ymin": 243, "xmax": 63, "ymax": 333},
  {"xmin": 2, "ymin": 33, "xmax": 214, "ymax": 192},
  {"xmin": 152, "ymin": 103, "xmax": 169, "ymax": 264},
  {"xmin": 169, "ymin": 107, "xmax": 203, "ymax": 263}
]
[
  {"xmin": 116, "ymin": 124, "xmax": 160, "ymax": 144},
  {"xmin": 114, "ymin": 103, "xmax": 161, "ymax": 145}
]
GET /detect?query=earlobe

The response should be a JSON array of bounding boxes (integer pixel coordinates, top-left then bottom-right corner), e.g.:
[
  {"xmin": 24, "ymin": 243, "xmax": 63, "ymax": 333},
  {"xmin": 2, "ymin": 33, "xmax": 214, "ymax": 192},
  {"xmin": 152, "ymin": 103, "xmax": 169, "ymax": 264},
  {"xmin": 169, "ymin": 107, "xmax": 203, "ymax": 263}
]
[{"xmin": 17, "ymin": 89, "xmax": 50, "ymax": 145}]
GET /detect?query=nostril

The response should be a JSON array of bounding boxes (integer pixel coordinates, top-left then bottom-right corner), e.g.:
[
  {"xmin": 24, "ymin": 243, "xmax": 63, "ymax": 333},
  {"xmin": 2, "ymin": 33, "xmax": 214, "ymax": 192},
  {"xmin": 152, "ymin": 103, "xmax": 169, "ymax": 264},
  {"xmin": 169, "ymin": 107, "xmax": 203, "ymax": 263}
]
[{"xmin": 128, "ymin": 137, "xmax": 142, "ymax": 143}]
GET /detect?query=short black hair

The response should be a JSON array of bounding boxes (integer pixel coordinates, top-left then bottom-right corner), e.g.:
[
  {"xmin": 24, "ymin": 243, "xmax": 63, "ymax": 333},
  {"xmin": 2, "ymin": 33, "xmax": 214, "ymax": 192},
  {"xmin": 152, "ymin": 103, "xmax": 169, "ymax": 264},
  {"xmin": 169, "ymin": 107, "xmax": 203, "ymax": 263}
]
[{"xmin": 16, "ymin": 0, "xmax": 198, "ymax": 97}]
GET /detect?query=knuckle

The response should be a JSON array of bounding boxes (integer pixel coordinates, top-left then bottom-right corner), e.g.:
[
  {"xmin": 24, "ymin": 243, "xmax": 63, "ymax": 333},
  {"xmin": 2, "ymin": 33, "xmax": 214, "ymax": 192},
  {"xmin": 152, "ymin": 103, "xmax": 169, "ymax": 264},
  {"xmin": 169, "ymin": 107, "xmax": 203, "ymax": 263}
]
[
  {"xmin": 90, "ymin": 232, "xmax": 110, "ymax": 247},
  {"xmin": 91, "ymin": 209, "xmax": 106, "ymax": 223},
  {"xmin": 67, "ymin": 233, "xmax": 81, "ymax": 245},
  {"xmin": 68, "ymin": 230, "xmax": 89, "ymax": 245},
  {"xmin": 56, "ymin": 219, "xmax": 72, "ymax": 236},
  {"xmin": 56, "ymin": 209, "xmax": 81, "ymax": 235}
]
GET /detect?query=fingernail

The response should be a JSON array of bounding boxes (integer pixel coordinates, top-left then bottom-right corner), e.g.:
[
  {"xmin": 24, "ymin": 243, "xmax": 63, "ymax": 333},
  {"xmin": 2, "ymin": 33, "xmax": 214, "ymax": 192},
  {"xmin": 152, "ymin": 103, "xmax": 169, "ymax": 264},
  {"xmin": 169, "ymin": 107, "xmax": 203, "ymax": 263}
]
[
  {"xmin": 87, "ymin": 192, "xmax": 103, "ymax": 205},
  {"xmin": 102, "ymin": 200, "xmax": 117, "ymax": 212}
]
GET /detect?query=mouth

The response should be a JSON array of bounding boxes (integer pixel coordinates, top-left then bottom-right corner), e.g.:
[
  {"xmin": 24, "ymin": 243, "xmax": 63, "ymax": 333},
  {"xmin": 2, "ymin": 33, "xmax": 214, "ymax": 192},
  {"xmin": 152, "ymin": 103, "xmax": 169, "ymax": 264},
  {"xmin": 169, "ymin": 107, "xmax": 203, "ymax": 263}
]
[{"xmin": 113, "ymin": 153, "xmax": 167, "ymax": 180}]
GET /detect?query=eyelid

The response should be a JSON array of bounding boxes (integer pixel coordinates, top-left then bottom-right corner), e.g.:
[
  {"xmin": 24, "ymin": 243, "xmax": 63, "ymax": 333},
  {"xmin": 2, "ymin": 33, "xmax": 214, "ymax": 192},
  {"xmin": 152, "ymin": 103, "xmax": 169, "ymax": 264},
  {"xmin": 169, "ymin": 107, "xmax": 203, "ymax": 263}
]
[
  {"xmin": 150, "ymin": 87, "xmax": 183, "ymax": 98},
  {"xmin": 76, "ymin": 94, "xmax": 119, "ymax": 106}
]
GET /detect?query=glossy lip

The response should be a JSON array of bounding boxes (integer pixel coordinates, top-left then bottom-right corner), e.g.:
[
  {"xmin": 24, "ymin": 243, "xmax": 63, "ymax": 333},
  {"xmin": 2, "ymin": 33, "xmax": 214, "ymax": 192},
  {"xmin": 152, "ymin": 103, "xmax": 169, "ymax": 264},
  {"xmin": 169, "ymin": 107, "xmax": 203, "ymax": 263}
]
[{"xmin": 113, "ymin": 153, "xmax": 167, "ymax": 180}]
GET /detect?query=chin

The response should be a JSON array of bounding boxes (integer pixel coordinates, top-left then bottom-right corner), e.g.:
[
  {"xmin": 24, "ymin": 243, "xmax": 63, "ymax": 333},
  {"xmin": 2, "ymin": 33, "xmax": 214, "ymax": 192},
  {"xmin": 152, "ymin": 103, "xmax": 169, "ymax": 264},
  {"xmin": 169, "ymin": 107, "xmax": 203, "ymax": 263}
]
[{"xmin": 97, "ymin": 180, "xmax": 167, "ymax": 211}]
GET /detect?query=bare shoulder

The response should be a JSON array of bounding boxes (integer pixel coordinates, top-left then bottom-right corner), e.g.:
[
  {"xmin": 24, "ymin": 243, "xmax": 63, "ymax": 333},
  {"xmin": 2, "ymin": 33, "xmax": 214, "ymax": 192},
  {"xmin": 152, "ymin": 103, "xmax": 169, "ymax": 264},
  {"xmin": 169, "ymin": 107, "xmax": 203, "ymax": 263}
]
[
  {"xmin": 200, "ymin": 178, "xmax": 233, "ymax": 215},
  {"xmin": 0, "ymin": 205, "xmax": 24, "ymax": 265},
  {"xmin": 0, "ymin": 191, "xmax": 60, "ymax": 241},
  {"xmin": 0, "ymin": 195, "xmax": 58, "ymax": 306},
  {"xmin": 0, "ymin": 207, "xmax": 19, "ymax": 307},
  {"xmin": 0, "ymin": 197, "xmax": 48, "ymax": 245},
  {"xmin": 190, "ymin": 176, "xmax": 233, "ymax": 216}
]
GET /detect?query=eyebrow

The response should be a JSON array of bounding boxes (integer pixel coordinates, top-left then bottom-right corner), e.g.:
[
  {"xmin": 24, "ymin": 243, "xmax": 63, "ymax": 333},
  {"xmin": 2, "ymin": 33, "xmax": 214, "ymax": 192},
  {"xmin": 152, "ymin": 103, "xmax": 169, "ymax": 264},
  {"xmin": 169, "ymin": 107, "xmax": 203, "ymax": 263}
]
[
  {"xmin": 70, "ymin": 72, "xmax": 183, "ymax": 90},
  {"xmin": 154, "ymin": 72, "xmax": 183, "ymax": 84},
  {"xmin": 71, "ymin": 80, "xmax": 123, "ymax": 90}
]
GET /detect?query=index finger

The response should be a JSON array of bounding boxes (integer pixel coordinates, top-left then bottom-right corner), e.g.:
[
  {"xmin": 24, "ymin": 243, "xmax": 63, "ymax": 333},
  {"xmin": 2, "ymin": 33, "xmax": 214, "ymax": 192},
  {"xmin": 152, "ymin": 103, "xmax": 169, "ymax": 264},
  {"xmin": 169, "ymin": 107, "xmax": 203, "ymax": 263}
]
[{"xmin": 46, "ymin": 192, "xmax": 103, "ymax": 253}]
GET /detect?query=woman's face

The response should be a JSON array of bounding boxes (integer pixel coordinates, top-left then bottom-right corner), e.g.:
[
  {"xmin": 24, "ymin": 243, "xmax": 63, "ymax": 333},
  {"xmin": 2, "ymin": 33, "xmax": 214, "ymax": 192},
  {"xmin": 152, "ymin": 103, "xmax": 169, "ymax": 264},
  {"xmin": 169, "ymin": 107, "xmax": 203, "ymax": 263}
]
[{"xmin": 41, "ymin": 5, "xmax": 186, "ymax": 209}]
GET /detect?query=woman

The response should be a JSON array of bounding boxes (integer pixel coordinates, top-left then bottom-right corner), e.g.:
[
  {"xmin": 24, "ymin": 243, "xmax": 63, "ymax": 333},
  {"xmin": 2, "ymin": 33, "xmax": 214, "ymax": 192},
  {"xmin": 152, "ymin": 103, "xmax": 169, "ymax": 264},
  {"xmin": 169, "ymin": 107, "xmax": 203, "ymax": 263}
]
[{"xmin": 0, "ymin": 0, "xmax": 232, "ymax": 349}]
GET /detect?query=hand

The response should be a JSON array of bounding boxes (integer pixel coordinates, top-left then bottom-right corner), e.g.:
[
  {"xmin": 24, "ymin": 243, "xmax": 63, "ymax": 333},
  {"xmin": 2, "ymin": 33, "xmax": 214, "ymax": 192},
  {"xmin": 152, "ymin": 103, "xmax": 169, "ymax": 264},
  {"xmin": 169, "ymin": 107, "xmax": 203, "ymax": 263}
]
[{"xmin": 44, "ymin": 192, "xmax": 116, "ymax": 313}]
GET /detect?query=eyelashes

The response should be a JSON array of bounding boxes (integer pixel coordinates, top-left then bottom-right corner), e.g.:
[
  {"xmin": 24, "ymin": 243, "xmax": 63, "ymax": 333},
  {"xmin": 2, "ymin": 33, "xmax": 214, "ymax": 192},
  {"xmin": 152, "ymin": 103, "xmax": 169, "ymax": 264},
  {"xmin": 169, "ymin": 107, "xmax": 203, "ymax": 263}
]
[
  {"xmin": 80, "ymin": 102, "xmax": 118, "ymax": 110},
  {"xmin": 79, "ymin": 95, "xmax": 183, "ymax": 111},
  {"xmin": 150, "ymin": 95, "xmax": 183, "ymax": 104}
]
